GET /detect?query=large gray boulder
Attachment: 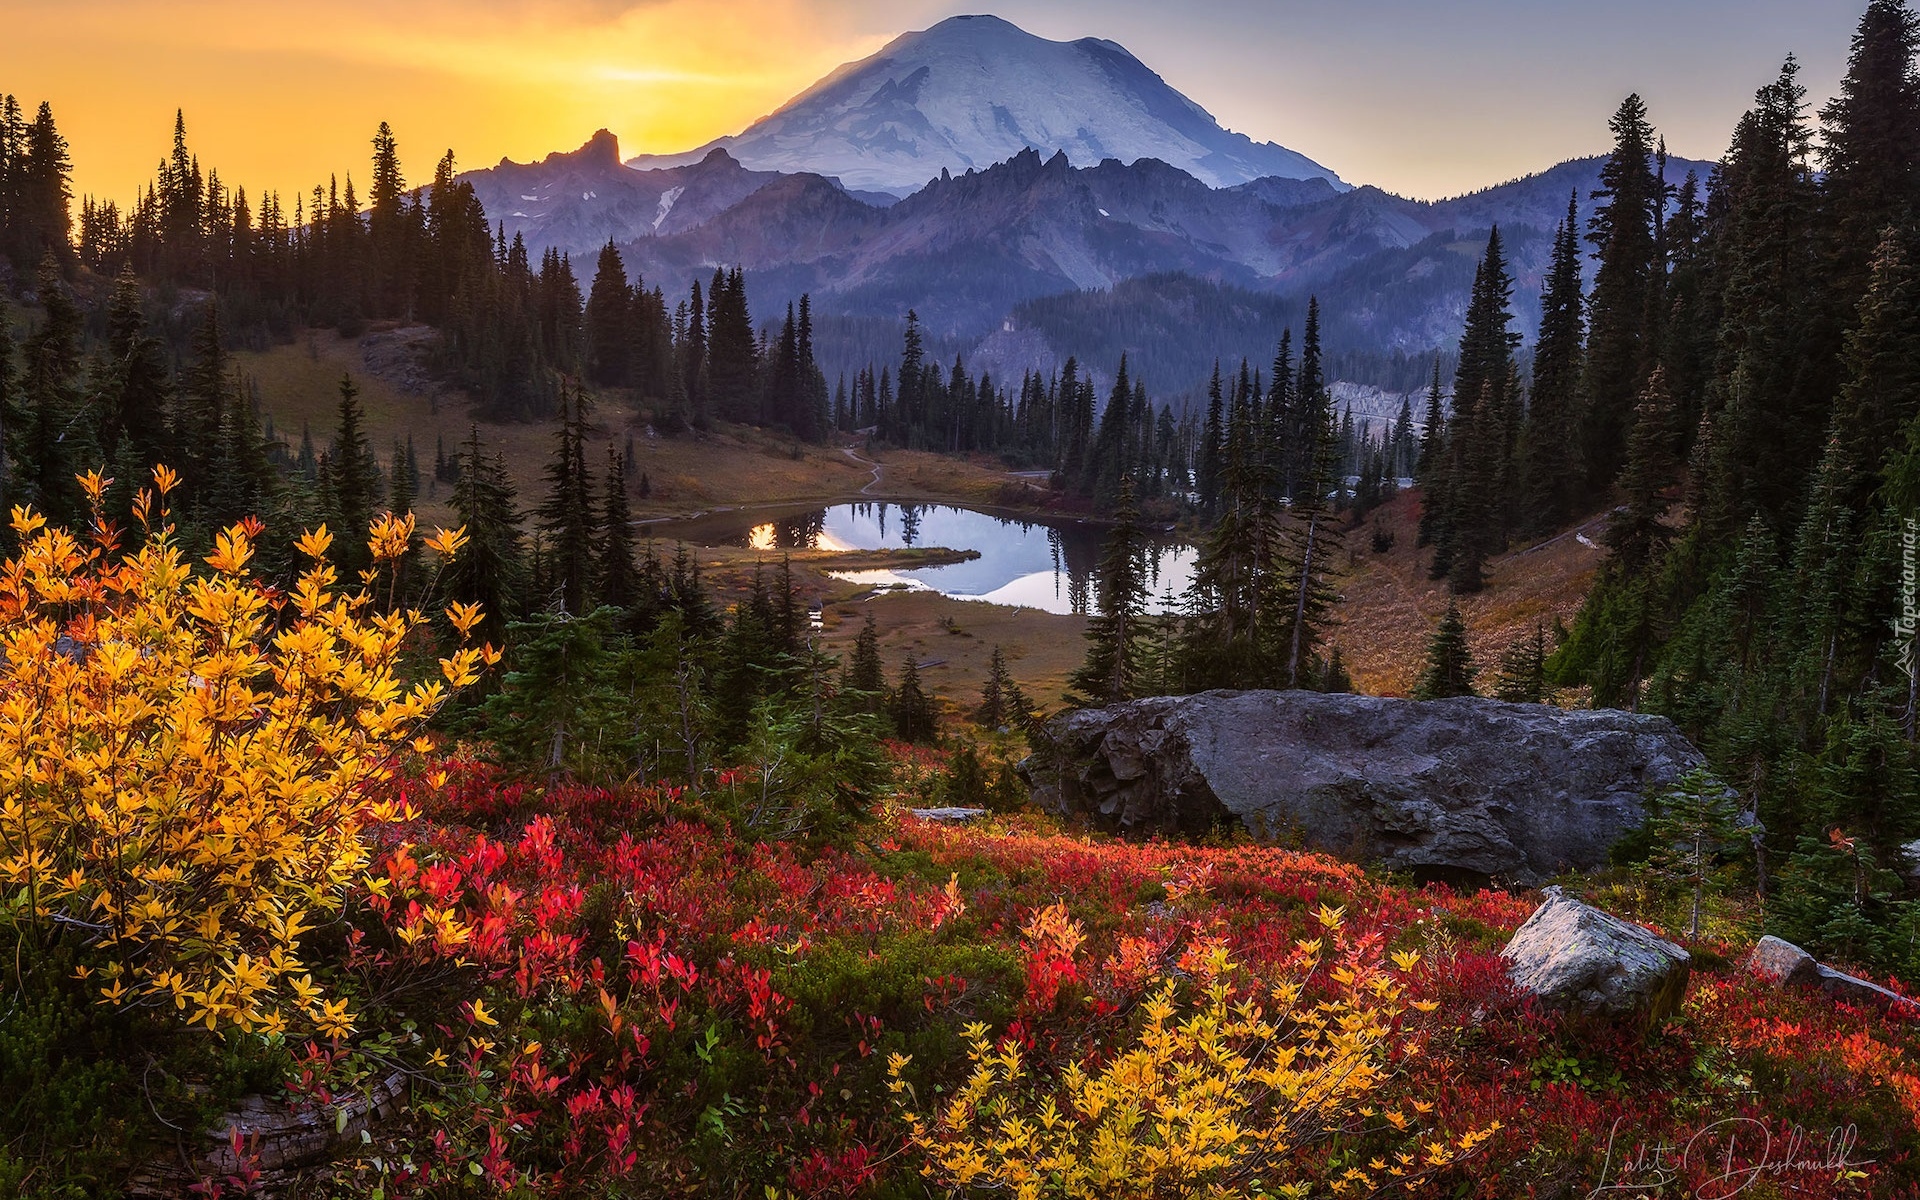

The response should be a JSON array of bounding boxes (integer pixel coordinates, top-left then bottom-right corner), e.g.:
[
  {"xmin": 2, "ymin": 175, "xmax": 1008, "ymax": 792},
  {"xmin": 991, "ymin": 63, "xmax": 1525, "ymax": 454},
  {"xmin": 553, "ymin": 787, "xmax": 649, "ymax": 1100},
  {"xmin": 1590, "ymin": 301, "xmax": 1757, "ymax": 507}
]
[
  {"xmin": 1030, "ymin": 691, "xmax": 1704, "ymax": 884},
  {"xmin": 1502, "ymin": 887, "xmax": 1691, "ymax": 1022}
]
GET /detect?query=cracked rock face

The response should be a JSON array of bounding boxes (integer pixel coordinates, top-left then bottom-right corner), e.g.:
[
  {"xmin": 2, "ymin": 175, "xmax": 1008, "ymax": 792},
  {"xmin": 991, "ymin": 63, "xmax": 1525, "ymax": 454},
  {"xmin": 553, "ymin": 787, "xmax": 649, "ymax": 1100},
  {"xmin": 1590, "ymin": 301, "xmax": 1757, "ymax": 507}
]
[{"xmin": 1029, "ymin": 691, "xmax": 1706, "ymax": 884}]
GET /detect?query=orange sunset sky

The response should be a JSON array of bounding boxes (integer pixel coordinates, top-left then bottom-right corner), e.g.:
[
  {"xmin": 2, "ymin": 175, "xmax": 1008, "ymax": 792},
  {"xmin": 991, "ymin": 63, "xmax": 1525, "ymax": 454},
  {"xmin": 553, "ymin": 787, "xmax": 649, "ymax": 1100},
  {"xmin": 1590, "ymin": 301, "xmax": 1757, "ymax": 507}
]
[{"xmin": 4, "ymin": 0, "xmax": 1866, "ymax": 208}]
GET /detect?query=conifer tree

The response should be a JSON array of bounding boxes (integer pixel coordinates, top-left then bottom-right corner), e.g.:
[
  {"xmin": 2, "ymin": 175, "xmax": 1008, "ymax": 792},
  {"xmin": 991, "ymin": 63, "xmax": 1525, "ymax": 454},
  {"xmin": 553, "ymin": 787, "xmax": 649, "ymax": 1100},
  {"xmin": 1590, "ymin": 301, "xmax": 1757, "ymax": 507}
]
[
  {"xmin": 388, "ymin": 438, "xmax": 417, "ymax": 516},
  {"xmin": 0, "ymin": 302, "xmax": 14, "ymax": 515},
  {"xmin": 977, "ymin": 645, "xmax": 1025, "ymax": 728},
  {"xmin": 1180, "ymin": 358, "xmax": 1285, "ymax": 690},
  {"xmin": 175, "ymin": 301, "xmax": 229, "ymax": 498},
  {"xmin": 13, "ymin": 102, "xmax": 72, "ymax": 266},
  {"xmin": 584, "ymin": 241, "xmax": 631, "ymax": 386},
  {"xmin": 890, "ymin": 656, "xmax": 937, "ymax": 743},
  {"xmin": 98, "ymin": 267, "xmax": 173, "ymax": 496},
  {"xmin": 1820, "ymin": 0, "xmax": 1920, "ymax": 309},
  {"xmin": 1519, "ymin": 193, "xmax": 1585, "ymax": 536},
  {"xmin": 1435, "ymin": 229, "xmax": 1520, "ymax": 592},
  {"xmin": 1493, "ymin": 624, "xmax": 1551, "ymax": 704},
  {"xmin": 598, "ymin": 446, "xmax": 640, "ymax": 614},
  {"xmin": 1841, "ymin": 232, "xmax": 1920, "ymax": 504},
  {"xmin": 1275, "ymin": 370, "xmax": 1342, "ymax": 687},
  {"xmin": 538, "ymin": 384, "xmax": 597, "ymax": 613},
  {"xmin": 445, "ymin": 425, "xmax": 526, "ymax": 641},
  {"xmin": 1414, "ymin": 601, "xmax": 1478, "ymax": 700},
  {"xmin": 1070, "ymin": 479, "xmax": 1149, "ymax": 706},
  {"xmin": 322, "ymin": 374, "xmax": 384, "ymax": 576},
  {"xmin": 1710, "ymin": 60, "xmax": 1826, "ymax": 532},
  {"xmin": 10, "ymin": 258, "xmax": 88, "ymax": 528},
  {"xmin": 1579, "ymin": 94, "xmax": 1664, "ymax": 497},
  {"xmin": 842, "ymin": 611, "xmax": 887, "ymax": 715},
  {"xmin": 1414, "ymin": 361, "xmax": 1446, "ymax": 549},
  {"xmin": 1606, "ymin": 367, "xmax": 1678, "ymax": 575},
  {"xmin": 1198, "ymin": 362, "xmax": 1226, "ymax": 513},
  {"xmin": 1641, "ymin": 767, "xmax": 1754, "ymax": 939}
]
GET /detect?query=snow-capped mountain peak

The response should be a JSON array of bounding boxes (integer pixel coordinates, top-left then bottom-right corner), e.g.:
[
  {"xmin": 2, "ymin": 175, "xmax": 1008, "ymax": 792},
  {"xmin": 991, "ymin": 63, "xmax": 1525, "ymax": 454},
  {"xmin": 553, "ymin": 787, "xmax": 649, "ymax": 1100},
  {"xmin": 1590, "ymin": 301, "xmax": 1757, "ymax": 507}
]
[{"xmin": 625, "ymin": 13, "xmax": 1345, "ymax": 196}]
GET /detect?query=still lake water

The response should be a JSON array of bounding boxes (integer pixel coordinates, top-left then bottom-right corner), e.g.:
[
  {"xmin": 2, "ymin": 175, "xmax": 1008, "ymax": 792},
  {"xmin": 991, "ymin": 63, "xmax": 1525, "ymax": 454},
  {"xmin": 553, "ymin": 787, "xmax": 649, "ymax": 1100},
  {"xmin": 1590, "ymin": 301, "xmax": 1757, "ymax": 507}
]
[{"xmin": 683, "ymin": 503, "xmax": 1196, "ymax": 616}]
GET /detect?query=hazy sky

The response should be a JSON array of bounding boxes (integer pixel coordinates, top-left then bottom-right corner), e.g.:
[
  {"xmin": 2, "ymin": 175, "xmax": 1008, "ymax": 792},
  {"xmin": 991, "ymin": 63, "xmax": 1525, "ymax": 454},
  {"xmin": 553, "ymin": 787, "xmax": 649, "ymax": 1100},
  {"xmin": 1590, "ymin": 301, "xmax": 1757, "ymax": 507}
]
[{"xmin": 3, "ymin": 0, "xmax": 1872, "ymax": 209}]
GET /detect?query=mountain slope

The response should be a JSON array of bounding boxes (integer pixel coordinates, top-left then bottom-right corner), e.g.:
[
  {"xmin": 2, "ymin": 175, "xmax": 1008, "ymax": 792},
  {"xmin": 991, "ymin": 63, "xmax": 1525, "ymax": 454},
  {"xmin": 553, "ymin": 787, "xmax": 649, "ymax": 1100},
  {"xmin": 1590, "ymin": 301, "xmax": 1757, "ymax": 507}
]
[
  {"xmin": 613, "ymin": 150, "xmax": 1710, "ymax": 350},
  {"xmin": 460, "ymin": 134, "xmax": 797, "ymax": 263},
  {"xmin": 625, "ymin": 14, "xmax": 1344, "ymax": 195}
]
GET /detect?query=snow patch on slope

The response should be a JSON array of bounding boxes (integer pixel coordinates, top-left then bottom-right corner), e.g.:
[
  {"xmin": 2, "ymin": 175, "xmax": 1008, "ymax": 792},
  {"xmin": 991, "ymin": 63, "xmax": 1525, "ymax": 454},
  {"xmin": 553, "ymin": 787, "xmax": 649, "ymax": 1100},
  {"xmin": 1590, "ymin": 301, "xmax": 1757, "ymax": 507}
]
[
  {"xmin": 626, "ymin": 14, "xmax": 1343, "ymax": 196},
  {"xmin": 651, "ymin": 186, "xmax": 685, "ymax": 234}
]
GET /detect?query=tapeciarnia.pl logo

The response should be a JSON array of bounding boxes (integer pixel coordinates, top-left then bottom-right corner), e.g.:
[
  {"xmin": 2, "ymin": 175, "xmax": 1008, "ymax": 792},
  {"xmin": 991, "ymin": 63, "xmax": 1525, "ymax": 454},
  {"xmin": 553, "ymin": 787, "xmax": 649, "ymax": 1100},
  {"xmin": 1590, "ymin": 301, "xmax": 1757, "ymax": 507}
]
[{"xmin": 1897, "ymin": 518, "xmax": 1917, "ymax": 679}]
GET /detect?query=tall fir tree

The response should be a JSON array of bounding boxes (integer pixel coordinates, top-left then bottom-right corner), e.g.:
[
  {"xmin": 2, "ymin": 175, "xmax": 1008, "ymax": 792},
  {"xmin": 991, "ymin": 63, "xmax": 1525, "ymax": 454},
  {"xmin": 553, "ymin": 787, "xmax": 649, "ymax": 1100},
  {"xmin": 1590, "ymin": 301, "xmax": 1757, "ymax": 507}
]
[
  {"xmin": 1579, "ymin": 94, "xmax": 1664, "ymax": 498},
  {"xmin": 1519, "ymin": 193, "xmax": 1586, "ymax": 536},
  {"xmin": 1070, "ymin": 478, "xmax": 1150, "ymax": 706},
  {"xmin": 583, "ymin": 241, "xmax": 631, "ymax": 386},
  {"xmin": 1820, "ymin": 0, "xmax": 1920, "ymax": 310},
  {"xmin": 537, "ymin": 384, "xmax": 597, "ymax": 613},
  {"xmin": 445, "ymin": 425, "xmax": 526, "ymax": 641},
  {"xmin": 598, "ymin": 446, "xmax": 640, "ymax": 615},
  {"xmin": 322, "ymin": 374, "xmax": 384, "ymax": 577}
]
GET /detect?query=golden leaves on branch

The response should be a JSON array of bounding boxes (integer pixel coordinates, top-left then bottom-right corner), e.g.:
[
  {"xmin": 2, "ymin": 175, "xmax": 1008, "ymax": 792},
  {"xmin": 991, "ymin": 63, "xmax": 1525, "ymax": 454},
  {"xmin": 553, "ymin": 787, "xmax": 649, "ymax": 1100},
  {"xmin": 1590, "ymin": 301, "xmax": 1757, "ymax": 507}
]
[{"xmin": 0, "ymin": 467, "xmax": 486, "ymax": 1036}]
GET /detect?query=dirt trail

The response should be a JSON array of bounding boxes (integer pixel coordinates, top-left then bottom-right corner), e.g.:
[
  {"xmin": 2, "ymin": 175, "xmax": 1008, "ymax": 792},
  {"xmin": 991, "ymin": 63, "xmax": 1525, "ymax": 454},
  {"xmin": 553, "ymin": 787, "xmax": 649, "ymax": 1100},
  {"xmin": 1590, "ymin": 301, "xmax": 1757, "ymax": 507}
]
[{"xmin": 842, "ymin": 446, "xmax": 884, "ymax": 495}]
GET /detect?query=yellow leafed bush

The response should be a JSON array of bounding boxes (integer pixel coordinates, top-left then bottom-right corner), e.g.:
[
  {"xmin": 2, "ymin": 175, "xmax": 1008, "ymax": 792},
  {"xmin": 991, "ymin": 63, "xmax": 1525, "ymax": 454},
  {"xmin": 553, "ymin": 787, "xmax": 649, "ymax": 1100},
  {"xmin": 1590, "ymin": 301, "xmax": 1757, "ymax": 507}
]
[
  {"xmin": 0, "ymin": 468, "xmax": 488, "ymax": 1035},
  {"xmin": 888, "ymin": 903, "xmax": 1498, "ymax": 1199}
]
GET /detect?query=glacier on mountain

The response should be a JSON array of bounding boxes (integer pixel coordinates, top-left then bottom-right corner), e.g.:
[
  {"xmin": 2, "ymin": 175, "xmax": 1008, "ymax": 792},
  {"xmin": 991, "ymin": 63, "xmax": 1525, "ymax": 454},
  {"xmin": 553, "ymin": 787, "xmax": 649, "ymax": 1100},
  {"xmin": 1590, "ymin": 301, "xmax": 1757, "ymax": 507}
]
[{"xmin": 625, "ymin": 14, "xmax": 1344, "ymax": 195}]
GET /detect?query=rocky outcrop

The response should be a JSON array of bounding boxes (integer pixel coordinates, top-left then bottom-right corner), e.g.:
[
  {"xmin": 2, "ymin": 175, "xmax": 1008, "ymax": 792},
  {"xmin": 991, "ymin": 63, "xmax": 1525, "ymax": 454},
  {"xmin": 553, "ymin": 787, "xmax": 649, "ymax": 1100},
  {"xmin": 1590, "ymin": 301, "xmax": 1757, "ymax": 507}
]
[
  {"xmin": 1745, "ymin": 935, "xmax": 1918, "ymax": 1013},
  {"xmin": 1501, "ymin": 888, "xmax": 1691, "ymax": 1023},
  {"xmin": 1030, "ymin": 691, "xmax": 1705, "ymax": 884}
]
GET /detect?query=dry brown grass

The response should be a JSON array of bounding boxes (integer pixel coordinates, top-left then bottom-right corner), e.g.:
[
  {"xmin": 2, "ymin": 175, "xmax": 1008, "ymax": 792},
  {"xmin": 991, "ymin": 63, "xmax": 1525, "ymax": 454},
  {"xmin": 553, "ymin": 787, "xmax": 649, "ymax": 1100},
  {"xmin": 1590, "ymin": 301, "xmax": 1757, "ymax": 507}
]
[
  {"xmin": 815, "ymin": 588, "xmax": 1089, "ymax": 720},
  {"xmin": 1331, "ymin": 490, "xmax": 1606, "ymax": 697},
  {"xmin": 236, "ymin": 328, "xmax": 1039, "ymax": 529}
]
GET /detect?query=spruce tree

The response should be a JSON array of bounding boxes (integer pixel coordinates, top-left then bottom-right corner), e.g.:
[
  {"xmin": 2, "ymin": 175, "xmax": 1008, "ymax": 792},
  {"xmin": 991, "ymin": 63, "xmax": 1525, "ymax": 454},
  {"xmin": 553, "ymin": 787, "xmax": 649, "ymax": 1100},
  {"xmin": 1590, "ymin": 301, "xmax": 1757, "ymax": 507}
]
[
  {"xmin": 1519, "ymin": 193, "xmax": 1585, "ymax": 536},
  {"xmin": 890, "ymin": 656, "xmax": 937, "ymax": 743},
  {"xmin": 977, "ymin": 645, "xmax": 1023, "ymax": 728},
  {"xmin": 1414, "ymin": 360, "xmax": 1446, "ymax": 549},
  {"xmin": 1414, "ymin": 601, "xmax": 1478, "ymax": 700},
  {"xmin": 323, "ymin": 374, "xmax": 384, "ymax": 577},
  {"xmin": 584, "ymin": 241, "xmax": 631, "ymax": 386},
  {"xmin": 1493, "ymin": 624, "xmax": 1551, "ymax": 704},
  {"xmin": 1841, "ymin": 232, "xmax": 1920, "ymax": 505},
  {"xmin": 1275, "ymin": 369, "xmax": 1342, "ymax": 687},
  {"xmin": 1579, "ymin": 94, "xmax": 1663, "ymax": 498},
  {"xmin": 1070, "ymin": 478, "xmax": 1149, "ymax": 706},
  {"xmin": 11, "ymin": 258, "xmax": 88, "ymax": 528},
  {"xmin": 98, "ymin": 267, "xmax": 173, "ymax": 503},
  {"xmin": 1198, "ymin": 362, "xmax": 1226, "ymax": 513},
  {"xmin": 446, "ymin": 425, "xmax": 526, "ymax": 641},
  {"xmin": 1640, "ymin": 767, "xmax": 1754, "ymax": 939},
  {"xmin": 388, "ymin": 438, "xmax": 417, "ymax": 515},
  {"xmin": 1709, "ymin": 60, "xmax": 1826, "ymax": 533},
  {"xmin": 538, "ymin": 384, "xmax": 597, "ymax": 613},
  {"xmin": 1820, "ymin": 0, "xmax": 1920, "ymax": 309},
  {"xmin": 843, "ymin": 611, "xmax": 887, "ymax": 714},
  {"xmin": 175, "ymin": 301, "xmax": 229, "ymax": 503},
  {"xmin": 598, "ymin": 446, "xmax": 640, "ymax": 615},
  {"xmin": 1606, "ymin": 367, "xmax": 1678, "ymax": 575},
  {"xmin": 1437, "ymin": 229, "xmax": 1521, "ymax": 592}
]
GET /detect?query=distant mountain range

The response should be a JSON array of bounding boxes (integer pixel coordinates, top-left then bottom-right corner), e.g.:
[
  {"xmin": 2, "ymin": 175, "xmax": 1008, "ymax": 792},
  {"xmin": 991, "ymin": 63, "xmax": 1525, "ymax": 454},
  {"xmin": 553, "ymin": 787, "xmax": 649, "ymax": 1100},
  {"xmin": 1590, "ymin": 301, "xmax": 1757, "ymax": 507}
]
[{"xmin": 456, "ymin": 14, "xmax": 1714, "ymax": 399}]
